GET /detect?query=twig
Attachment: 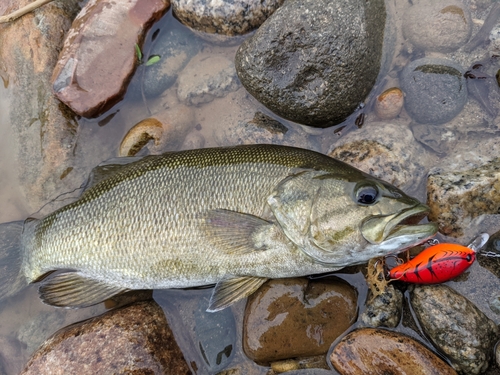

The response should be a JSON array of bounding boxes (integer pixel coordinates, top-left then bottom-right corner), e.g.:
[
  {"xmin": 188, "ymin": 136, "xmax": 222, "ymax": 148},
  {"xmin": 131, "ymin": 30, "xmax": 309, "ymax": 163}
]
[{"xmin": 0, "ymin": 0, "xmax": 55, "ymax": 24}]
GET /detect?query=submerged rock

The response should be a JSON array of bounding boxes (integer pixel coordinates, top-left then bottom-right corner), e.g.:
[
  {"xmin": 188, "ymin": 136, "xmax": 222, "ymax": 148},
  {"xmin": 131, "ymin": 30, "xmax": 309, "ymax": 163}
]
[
  {"xmin": 243, "ymin": 278, "xmax": 357, "ymax": 364},
  {"xmin": 400, "ymin": 57, "xmax": 467, "ymax": 125},
  {"xmin": 20, "ymin": 301, "xmax": 192, "ymax": 375},
  {"xmin": 426, "ymin": 157, "xmax": 500, "ymax": 237},
  {"xmin": 374, "ymin": 87, "xmax": 404, "ymax": 121},
  {"xmin": 403, "ymin": 0, "xmax": 472, "ymax": 53},
  {"xmin": 0, "ymin": 0, "xmax": 82, "ymax": 211},
  {"xmin": 235, "ymin": 0, "xmax": 387, "ymax": 127},
  {"xmin": 328, "ymin": 121, "xmax": 428, "ymax": 192},
  {"xmin": 410, "ymin": 284, "xmax": 499, "ymax": 374},
  {"xmin": 329, "ymin": 328, "xmax": 458, "ymax": 375},
  {"xmin": 52, "ymin": 0, "xmax": 170, "ymax": 118}
]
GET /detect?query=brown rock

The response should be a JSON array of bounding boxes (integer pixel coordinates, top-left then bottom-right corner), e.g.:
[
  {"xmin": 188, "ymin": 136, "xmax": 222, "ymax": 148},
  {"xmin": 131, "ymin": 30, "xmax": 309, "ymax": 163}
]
[
  {"xmin": 427, "ymin": 158, "xmax": 500, "ymax": 237},
  {"xmin": 52, "ymin": 0, "xmax": 170, "ymax": 118},
  {"xmin": 374, "ymin": 87, "xmax": 404, "ymax": 120},
  {"xmin": 0, "ymin": 0, "xmax": 82, "ymax": 211},
  {"xmin": 243, "ymin": 277, "xmax": 357, "ymax": 364},
  {"xmin": 20, "ymin": 301, "xmax": 192, "ymax": 375},
  {"xmin": 330, "ymin": 328, "xmax": 458, "ymax": 375}
]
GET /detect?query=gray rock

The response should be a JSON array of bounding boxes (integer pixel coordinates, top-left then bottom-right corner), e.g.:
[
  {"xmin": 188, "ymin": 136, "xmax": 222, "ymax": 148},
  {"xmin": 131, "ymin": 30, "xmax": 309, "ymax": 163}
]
[
  {"xmin": 410, "ymin": 284, "xmax": 499, "ymax": 374},
  {"xmin": 327, "ymin": 121, "xmax": 428, "ymax": 193},
  {"xmin": 177, "ymin": 54, "xmax": 241, "ymax": 105},
  {"xmin": 403, "ymin": 0, "xmax": 472, "ymax": 53},
  {"xmin": 235, "ymin": 0, "xmax": 386, "ymax": 128},
  {"xmin": 427, "ymin": 157, "xmax": 500, "ymax": 237},
  {"xmin": 401, "ymin": 57, "xmax": 468, "ymax": 124},
  {"xmin": 477, "ymin": 229, "xmax": 500, "ymax": 279},
  {"xmin": 137, "ymin": 27, "xmax": 202, "ymax": 98},
  {"xmin": 172, "ymin": 0, "xmax": 284, "ymax": 36},
  {"xmin": 361, "ymin": 284, "xmax": 403, "ymax": 328}
]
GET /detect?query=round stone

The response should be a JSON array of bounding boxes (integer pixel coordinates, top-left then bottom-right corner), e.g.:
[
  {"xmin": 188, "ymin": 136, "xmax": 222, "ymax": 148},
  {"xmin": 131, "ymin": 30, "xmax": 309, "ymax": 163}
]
[
  {"xmin": 403, "ymin": 0, "xmax": 472, "ymax": 53},
  {"xmin": 401, "ymin": 57, "xmax": 467, "ymax": 124}
]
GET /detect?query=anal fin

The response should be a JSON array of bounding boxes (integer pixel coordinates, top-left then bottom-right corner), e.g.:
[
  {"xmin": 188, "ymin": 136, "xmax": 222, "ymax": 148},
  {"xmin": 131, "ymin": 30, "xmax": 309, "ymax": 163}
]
[
  {"xmin": 39, "ymin": 272, "xmax": 129, "ymax": 308},
  {"xmin": 207, "ymin": 276, "xmax": 268, "ymax": 312}
]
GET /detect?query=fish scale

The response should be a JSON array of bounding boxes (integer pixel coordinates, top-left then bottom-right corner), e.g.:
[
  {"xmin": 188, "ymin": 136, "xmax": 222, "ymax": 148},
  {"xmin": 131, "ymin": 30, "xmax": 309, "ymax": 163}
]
[{"xmin": 0, "ymin": 145, "xmax": 437, "ymax": 311}]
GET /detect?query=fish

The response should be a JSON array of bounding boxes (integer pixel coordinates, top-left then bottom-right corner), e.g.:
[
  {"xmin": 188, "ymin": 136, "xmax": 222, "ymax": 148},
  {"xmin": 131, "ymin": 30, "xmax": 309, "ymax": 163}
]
[
  {"xmin": 0, "ymin": 145, "xmax": 438, "ymax": 311},
  {"xmin": 388, "ymin": 243, "xmax": 475, "ymax": 284}
]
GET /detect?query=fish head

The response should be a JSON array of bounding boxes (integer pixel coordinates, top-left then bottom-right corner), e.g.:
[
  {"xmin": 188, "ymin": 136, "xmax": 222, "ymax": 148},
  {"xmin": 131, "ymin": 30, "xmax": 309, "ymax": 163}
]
[{"xmin": 268, "ymin": 170, "xmax": 438, "ymax": 266}]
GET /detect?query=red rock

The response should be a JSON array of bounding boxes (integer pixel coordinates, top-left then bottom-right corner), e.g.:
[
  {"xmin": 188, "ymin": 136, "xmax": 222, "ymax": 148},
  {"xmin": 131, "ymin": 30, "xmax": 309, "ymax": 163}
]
[
  {"xmin": 20, "ymin": 301, "xmax": 192, "ymax": 375},
  {"xmin": 51, "ymin": 0, "xmax": 170, "ymax": 118}
]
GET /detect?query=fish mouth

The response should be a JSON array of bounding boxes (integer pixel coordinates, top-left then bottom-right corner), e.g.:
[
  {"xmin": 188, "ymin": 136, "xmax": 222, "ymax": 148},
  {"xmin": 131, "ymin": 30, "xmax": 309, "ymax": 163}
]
[{"xmin": 361, "ymin": 204, "xmax": 438, "ymax": 245}]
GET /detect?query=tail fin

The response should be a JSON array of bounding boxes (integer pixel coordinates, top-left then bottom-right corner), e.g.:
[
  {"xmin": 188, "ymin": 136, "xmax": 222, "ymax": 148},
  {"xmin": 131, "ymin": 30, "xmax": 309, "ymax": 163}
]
[{"xmin": 0, "ymin": 221, "xmax": 28, "ymax": 300}]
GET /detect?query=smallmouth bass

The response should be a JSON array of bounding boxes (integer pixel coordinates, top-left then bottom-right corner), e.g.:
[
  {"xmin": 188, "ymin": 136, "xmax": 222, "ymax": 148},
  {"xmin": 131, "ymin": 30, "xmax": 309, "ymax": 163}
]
[{"xmin": 0, "ymin": 145, "xmax": 437, "ymax": 311}]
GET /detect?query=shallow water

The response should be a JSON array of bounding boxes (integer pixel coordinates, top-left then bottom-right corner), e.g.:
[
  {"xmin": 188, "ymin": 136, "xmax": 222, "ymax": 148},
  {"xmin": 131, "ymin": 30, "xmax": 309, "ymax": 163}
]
[{"xmin": 1, "ymin": 1, "xmax": 500, "ymax": 374}]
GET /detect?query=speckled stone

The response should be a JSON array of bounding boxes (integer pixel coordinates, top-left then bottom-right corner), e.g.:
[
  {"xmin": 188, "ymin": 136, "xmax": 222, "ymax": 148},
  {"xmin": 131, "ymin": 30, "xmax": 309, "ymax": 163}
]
[
  {"xmin": 410, "ymin": 285, "xmax": 499, "ymax": 375},
  {"xmin": 177, "ymin": 54, "xmax": 240, "ymax": 106},
  {"xmin": 400, "ymin": 57, "xmax": 467, "ymax": 125},
  {"xmin": 329, "ymin": 328, "xmax": 458, "ymax": 375},
  {"xmin": 328, "ymin": 121, "xmax": 428, "ymax": 192},
  {"xmin": 20, "ymin": 301, "xmax": 192, "ymax": 375},
  {"xmin": 403, "ymin": 0, "xmax": 472, "ymax": 53},
  {"xmin": 243, "ymin": 278, "xmax": 357, "ymax": 365},
  {"xmin": 361, "ymin": 284, "xmax": 403, "ymax": 328},
  {"xmin": 172, "ymin": 0, "xmax": 284, "ymax": 36},
  {"xmin": 427, "ymin": 157, "xmax": 500, "ymax": 237},
  {"xmin": 235, "ymin": 0, "xmax": 387, "ymax": 127}
]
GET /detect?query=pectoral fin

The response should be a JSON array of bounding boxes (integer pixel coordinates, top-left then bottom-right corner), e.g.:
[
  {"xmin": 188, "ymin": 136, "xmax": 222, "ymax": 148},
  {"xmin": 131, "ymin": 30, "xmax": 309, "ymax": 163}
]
[
  {"xmin": 39, "ymin": 272, "xmax": 129, "ymax": 308},
  {"xmin": 204, "ymin": 209, "xmax": 274, "ymax": 255},
  {"xmin": 207, "ymin": 276, "xmax": 268, "ymax": 312}
]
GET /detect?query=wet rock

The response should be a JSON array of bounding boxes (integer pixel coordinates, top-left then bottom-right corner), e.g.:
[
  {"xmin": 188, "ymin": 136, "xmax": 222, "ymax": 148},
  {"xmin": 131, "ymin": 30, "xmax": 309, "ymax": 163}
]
[
  {"xmin": 213, "ymin": 100, "xmax": 318, "ymax": 151},
  {"xmin": 410, "ymin": 122, "xmax": 458, "ymax": 156},
  {"xmin": 52, "ymin": 0, "xmax": 170, "ymax": 118},
  {"xmin": 172, "ymin": 0, "xmax": 284, "ymax": 36},
  {"xmin": 194, "ymin": 296, "xmax": 236, "ymax": 373},
  {"xmin": 426, "ymin": 158, "xmax": 500, "ymax": 237},
  {"xmin": 135, "ymin": 26, "xmax": 201, "ymax": 98},
  {"xmin": 270, "ymin": 356, "xmax": 329, "ymax": 373},
  {"xmin": 181, "ymin": 130, "xmax": 205, "ymax": 150},
  {"xmin": 235, "ymin": 0, "xmax": 387, "ymax": 128},
  {"xmin": 0, "ymin": 0, "xmax": 83, "ymax": 211},
  {"xmin": 328, "ymin": 121, "xmax": 428, "ymax": 192},
  {"xmin": 330, "ymin": 328, "xmax": 458, "ymax": 375},
  {"xmin": 465, "ymin": 57, "xmax": 500, "ymax": 118},
  {"xmin": 374, "ymin": 87, "xmax": 404, "ymax": 121},
  {"xmin": 177, "ymin": 54, "xmax": 240, "ymax": 106},
  {"xmin": 400, "ymin": 57, "xmax": 467, "ymax": 125},
  {"xmin": 410, "ymin": 284, "xmax": 499, "ymax": 374},
  {"xmin": 243, "ymin": 277, "xmax": 357, "ymax": 364},
  {"xmin": 403, "ymin": 0, "xmax": 472, "ymax": 53},
  {"xmin": 119, "ymin": 118, "xmax": 164, "ymax": 156},
  {"xmin": 20, "ymin": 301, "xmax": 192, "ymax": 375},
  {"xmin": 361, "ymin": 284, "xmax": 403, "ymax": 328},
  {"xmin": 497, "ymin": 341, "xmax": 500, "ymax": 368}
]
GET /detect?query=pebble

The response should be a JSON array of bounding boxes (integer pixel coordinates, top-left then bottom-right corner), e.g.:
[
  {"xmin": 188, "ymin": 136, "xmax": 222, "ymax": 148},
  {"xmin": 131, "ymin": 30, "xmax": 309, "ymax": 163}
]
[
  {"xmin": 400, "ymin": 57, "xmax": 468, "ymax": 124},
  {"xmin": 403, "ymin": 0, "xmax": 472, "ymax": 53},
  {"xmin": 172, "ymin": 0, "xmax": 284, "ymax": 36},
  {"xmin": 243, "ymin": 277, "xmax": 357, "ymax": 364},
  {"xmin": 374, "ymin": 87, "xmax": 404, "ymax": 120},
  {"xmin": 136, "ymin": 26, "xmax": 201, "ymax": 98},
  {"xmin": 410, "ymin": 284, "xmax": 499, "ymax": 374},
  {"xmin": 235, "ymin": 0, "xmax": 387, "ymax": 127},
  {"xmin": 328, "ymin": 121, "xmax": 428, "ymax": 192},
  {"xmin": 177, "ymin": 54, "xmax": 240, "ymax": 106},
  {"xmin": 426, "ymin": 157, "xmax": 500, "ymax": 237},
  {"xmin": 20, "ymin": 301, "xmax": 191, "ymax": 375},
  {"xmin": 361, "ymin": 284, "xmax": 403, "ymax": 328},
  {"xmin": 329, "ymin": 328, "xmax": 458, "ymax": 375}
]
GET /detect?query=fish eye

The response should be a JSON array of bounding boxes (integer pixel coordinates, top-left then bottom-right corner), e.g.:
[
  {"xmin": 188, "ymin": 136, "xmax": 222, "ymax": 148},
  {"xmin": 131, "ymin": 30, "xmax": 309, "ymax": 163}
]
[
  {"xmin": 356, "ymin": 185, "xmax": 379, "ymax": 205},
  {"xmin": 466, "ymin": 254, "xmax": 472, "ymax": 262}
]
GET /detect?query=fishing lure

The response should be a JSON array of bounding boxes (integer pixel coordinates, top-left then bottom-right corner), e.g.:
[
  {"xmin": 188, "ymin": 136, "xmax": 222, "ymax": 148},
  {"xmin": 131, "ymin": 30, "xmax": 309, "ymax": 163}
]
[{"xmin": 388, "ymin": 243, "xmax": 476, "ymax": 284}]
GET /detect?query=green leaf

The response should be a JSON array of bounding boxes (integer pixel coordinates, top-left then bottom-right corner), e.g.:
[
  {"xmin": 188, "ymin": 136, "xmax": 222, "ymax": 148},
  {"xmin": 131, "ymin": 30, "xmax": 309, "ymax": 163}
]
[
  {"xmin": 146, "ymin": 55, "xmax": 161, "ymax": 66},
  {"xmin": 134, "ymin": 43, "xmax": 143, "ymax": 62}
]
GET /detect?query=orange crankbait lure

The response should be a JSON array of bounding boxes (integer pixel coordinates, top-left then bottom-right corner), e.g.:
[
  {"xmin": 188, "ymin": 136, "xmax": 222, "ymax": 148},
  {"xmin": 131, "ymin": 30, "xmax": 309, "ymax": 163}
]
[{"xmin": 389, "ymin": 243, "xmax": 476, "ymax": 284}]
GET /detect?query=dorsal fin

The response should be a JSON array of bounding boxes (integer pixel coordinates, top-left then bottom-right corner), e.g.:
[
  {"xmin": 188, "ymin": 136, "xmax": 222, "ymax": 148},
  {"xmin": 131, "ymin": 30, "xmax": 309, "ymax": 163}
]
[{"xmin": 82, "ymin": 156, "xmax": 144, "ymax": 191}]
